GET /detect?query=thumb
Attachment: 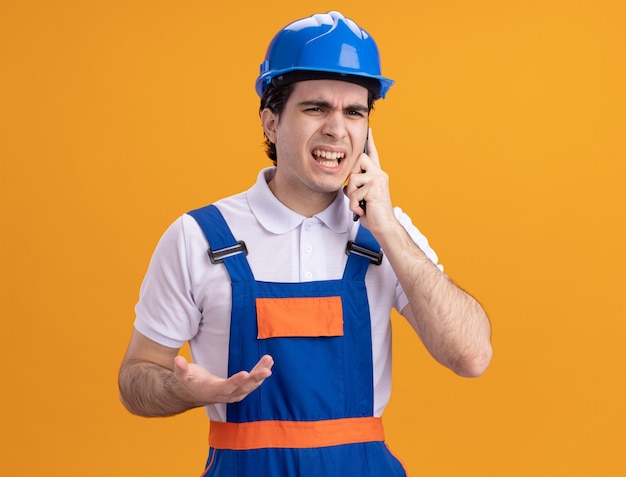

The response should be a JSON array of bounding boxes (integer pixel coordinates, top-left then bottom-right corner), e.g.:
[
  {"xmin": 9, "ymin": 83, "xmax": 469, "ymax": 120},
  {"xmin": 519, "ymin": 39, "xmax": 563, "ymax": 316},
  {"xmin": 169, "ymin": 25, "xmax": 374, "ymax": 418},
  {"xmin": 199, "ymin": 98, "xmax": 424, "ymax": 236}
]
[{"xmin": 173, "ymin": 355, "xmax": 189, "ymax": 379}]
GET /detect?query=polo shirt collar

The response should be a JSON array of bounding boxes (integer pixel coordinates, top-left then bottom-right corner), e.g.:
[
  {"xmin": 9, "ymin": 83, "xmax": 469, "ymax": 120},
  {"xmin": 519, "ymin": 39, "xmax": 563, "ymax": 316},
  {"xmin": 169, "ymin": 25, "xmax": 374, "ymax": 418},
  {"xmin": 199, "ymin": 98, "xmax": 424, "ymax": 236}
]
[{"xmin": 248, "ymin": 167, "xmax": 350, "ymax": 235}]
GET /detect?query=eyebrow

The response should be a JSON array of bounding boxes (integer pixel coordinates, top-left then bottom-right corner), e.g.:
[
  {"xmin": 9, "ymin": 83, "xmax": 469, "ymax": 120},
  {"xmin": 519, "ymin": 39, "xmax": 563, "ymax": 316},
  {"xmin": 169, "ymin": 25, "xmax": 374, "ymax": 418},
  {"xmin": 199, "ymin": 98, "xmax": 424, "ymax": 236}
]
[{"xmin": 297, "ymin": 100, "xmax": 370, "ymax": 114}]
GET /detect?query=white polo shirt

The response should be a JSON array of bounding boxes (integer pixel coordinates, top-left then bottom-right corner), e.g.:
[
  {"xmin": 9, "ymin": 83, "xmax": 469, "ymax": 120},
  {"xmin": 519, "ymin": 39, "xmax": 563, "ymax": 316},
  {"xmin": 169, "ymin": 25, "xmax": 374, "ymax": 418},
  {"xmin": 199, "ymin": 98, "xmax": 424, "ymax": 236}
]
[{"xmin": 134, "ymin": 167, "xmax": 442, "ymax": 421}]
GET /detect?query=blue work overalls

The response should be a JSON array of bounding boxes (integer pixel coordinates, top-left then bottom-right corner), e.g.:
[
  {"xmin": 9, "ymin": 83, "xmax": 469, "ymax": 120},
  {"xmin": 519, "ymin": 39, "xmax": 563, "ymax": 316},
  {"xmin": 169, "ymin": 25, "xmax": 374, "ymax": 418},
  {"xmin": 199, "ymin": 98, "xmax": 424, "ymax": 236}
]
[{"xmin": 189, "ymin": 205, "xmax": 406, "ymax": 477}]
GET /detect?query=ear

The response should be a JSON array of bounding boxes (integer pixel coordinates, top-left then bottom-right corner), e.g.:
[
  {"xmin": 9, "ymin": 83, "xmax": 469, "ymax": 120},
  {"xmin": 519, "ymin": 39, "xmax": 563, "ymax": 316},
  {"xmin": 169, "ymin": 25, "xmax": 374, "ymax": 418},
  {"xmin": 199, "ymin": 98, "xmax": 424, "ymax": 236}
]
[{"xmin": 260, "ymin": 108, "xmax": 278, "ymax": 144}]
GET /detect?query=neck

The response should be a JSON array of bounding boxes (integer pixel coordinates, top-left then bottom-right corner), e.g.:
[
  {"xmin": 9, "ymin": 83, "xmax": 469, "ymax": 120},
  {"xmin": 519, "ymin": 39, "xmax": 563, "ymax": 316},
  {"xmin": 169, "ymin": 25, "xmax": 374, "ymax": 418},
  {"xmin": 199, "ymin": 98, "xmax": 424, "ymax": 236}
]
[{"xmin": 267, "ymin": 177, "xmax": 336, "ymax": 217}]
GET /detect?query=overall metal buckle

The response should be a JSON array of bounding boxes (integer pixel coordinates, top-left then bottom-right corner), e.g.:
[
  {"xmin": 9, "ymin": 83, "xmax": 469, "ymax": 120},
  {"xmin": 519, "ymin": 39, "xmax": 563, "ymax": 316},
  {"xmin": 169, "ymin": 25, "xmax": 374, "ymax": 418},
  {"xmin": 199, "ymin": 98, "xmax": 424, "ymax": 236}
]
[
  {"xmin": 345, "ymin": 241, "xmax": 383, "ymax": 266},
  {"xmin": 208, "ymin": 241, "xmax": 248, "ymax": 264}
]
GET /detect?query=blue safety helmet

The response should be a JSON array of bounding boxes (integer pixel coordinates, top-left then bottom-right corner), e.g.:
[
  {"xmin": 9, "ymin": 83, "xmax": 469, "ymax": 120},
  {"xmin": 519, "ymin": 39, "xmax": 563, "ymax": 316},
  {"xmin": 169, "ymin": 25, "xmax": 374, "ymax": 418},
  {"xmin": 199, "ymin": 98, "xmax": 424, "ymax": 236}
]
[{"xmin": 255, "ymin": 11, "xmax": 394, "ymax": 100}]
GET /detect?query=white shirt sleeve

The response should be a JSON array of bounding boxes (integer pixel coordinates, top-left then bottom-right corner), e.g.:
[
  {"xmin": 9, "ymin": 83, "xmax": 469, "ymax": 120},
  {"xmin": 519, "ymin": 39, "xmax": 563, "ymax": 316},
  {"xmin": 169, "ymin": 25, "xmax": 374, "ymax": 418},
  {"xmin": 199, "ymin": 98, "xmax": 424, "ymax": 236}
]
[{"xmin": 134, "ymin": 216, "xmax": 202, "ymax": 349}]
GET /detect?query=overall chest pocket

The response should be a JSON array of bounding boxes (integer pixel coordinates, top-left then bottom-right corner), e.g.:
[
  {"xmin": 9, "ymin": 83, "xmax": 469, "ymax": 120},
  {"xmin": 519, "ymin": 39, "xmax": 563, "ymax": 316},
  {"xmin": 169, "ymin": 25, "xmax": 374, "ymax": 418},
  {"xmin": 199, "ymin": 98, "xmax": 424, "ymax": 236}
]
[{"xmin": 255, "ymin": 296, "xmax": 348, "ymax": 420}]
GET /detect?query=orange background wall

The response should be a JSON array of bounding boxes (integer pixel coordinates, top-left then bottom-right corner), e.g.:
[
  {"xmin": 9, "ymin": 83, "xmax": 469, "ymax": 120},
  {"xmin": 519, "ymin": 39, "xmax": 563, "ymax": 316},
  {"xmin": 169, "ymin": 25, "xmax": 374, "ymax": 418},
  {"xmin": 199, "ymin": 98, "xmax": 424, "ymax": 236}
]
[{"xmin": 1, "ymin": 1, "xmax": 624, "ymax": 475}]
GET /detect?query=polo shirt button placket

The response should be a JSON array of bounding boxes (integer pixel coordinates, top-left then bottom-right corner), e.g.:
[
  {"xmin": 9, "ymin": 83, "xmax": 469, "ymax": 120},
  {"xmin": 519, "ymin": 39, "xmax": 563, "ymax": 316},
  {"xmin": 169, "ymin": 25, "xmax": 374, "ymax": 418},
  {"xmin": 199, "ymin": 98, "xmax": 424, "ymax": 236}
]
[{"xmin": 301, "ymin": 218, "xmax": 318, "ymax": 282}]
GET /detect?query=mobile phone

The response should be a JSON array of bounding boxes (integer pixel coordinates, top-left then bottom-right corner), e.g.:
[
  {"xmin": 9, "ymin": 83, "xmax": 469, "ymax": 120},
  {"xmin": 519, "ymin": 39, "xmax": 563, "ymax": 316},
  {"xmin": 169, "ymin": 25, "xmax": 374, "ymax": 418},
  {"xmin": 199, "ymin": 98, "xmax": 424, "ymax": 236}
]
[{"xmin": 353, "ymin": 134, "xmax": 368, "ymax": 221}]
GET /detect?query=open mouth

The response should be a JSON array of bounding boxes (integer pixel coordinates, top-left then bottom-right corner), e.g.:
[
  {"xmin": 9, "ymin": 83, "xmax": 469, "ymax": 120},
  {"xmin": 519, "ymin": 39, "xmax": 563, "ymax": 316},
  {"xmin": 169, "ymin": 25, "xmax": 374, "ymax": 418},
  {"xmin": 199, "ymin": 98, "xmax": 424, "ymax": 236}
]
[{"xmin": 312, "ymin": 149, "xmax": 345, "ymax": 168}]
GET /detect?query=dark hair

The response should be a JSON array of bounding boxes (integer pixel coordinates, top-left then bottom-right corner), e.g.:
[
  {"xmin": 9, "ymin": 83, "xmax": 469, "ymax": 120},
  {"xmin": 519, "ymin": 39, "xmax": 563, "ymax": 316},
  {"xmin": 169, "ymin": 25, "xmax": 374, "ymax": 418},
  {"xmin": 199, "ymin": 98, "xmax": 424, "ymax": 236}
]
[
  {"xmin": 259, "ymin": 73, "xmax": 377, "ymax": 165},
  {"xmin": 259, "ymin": 82, "xmax": 295, "ymax": 165}
]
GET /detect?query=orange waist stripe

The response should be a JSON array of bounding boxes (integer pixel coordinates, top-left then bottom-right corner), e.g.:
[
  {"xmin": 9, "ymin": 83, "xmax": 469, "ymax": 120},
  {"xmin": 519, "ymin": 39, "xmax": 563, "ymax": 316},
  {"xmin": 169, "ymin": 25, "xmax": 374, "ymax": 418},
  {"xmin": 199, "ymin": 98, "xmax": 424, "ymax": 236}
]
[{"xmin": 209, "ymin": 417, "xmax": 385, "ymax": 450}]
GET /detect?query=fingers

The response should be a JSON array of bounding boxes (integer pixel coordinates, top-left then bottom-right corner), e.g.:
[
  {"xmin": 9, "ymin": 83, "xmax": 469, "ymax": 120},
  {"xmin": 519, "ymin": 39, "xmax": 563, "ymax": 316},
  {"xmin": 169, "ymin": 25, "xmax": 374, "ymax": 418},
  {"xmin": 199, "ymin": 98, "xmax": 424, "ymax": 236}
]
[
  {"xmin": 221, "ymin": 355, "xmax": 274, "ymax": 402},
  {"xmin": 172, "ymin": 354, "xmax": 274, "ymax": 405},
  {"xmin": 345, "ymin": 167, "xmax": 368, "ymax": 217},
  {"xmin": 345, "ymin": 129, "xmax": 393, "ymax": 226},
  {"xmin": 250, "ymin": 354, "xmax": 274, "ymax": 378},
  {"xmin": 346, "ymin": 152, "xmax": 381, "ymax": 211}
]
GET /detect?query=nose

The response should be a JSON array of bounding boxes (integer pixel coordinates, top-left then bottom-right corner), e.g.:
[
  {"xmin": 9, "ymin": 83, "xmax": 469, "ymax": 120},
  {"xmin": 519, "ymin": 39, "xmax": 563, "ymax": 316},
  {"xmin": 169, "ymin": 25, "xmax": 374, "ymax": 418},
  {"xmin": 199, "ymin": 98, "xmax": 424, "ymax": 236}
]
[{"xmin": 321, "ymin": 111, "xmax": 348, "ymax": 140}]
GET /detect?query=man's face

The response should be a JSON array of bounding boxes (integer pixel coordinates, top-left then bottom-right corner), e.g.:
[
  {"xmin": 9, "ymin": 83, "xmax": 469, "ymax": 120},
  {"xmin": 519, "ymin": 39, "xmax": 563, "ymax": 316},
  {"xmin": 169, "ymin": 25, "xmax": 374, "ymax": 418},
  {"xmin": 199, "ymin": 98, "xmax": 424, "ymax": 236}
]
[{"xmin": 262, "ymin": 79, "xmax": 370, "ymax": 213}]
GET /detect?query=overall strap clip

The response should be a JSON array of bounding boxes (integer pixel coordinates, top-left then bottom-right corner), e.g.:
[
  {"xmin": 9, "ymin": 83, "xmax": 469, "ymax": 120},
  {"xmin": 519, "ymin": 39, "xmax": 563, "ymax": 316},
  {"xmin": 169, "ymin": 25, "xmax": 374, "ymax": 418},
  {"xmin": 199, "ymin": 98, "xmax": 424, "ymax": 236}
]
[
  {"xmin": 208, "ymin": 241, "xmax": 248, "ymax": 264},
  {"xmin": 345, "ymin": 240, "xmax": 383, "ymax": 266}
]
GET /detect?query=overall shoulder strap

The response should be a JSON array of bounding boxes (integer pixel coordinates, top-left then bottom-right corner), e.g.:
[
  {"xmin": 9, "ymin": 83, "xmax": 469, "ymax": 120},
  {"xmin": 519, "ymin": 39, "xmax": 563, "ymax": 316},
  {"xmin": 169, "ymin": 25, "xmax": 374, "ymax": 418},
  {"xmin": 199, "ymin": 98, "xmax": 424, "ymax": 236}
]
[
  {"xmin": 187, "ymin": 204, "xmax": 254, "ymax": 282},
  {"xmin": 343, "ymin": 225, "xmax": 383, "ymax": 281}
]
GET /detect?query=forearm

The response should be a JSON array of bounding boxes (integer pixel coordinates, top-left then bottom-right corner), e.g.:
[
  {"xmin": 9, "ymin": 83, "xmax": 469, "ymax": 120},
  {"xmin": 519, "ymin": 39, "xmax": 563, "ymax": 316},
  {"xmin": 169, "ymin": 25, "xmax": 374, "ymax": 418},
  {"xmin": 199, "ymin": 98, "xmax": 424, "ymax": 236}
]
[
  {"xmin": 375, "ymin": 220, "xmax": 493, "ymax": 377},
  {"xmin": 118, "ymin": 361, "xmax": 203, "ymax": 417}
]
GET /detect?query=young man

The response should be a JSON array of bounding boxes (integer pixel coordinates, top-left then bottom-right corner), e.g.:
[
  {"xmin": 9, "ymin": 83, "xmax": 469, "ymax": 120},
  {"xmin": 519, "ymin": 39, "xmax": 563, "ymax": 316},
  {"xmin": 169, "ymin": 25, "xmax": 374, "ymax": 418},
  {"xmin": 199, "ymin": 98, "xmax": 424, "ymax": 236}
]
[{"xmin": 119, "ymin": 11, "xmax": 492, "ymax": 476}]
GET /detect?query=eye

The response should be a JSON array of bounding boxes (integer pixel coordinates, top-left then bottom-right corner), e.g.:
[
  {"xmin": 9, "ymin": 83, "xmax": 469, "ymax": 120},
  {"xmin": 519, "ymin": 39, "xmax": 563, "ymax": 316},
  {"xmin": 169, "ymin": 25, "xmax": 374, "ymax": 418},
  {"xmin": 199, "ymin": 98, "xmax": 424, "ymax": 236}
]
[{"xmin": 347, "ymin": 110, "xmax": 366, "ymax": 118}]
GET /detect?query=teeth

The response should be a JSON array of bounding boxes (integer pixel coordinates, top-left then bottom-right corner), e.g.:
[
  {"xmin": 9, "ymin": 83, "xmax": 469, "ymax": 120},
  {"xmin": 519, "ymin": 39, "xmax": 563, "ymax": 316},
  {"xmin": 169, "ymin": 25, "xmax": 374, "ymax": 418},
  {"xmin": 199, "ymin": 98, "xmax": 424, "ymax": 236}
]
[{"xmin": 313, "ymin": 150, "xmax": 345, "ymax": 161}]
